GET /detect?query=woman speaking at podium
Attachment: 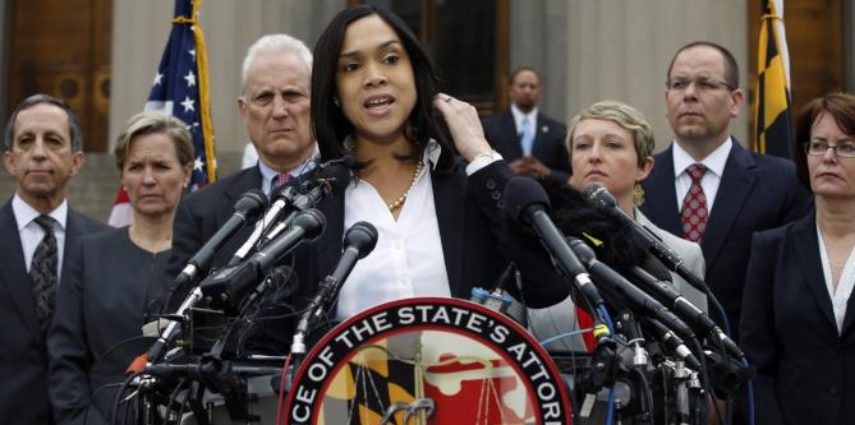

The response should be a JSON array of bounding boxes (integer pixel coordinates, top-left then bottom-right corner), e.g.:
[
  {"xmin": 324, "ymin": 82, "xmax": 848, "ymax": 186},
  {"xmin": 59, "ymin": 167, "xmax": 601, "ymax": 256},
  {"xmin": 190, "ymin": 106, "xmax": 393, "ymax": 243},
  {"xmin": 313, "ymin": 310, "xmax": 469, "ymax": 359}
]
[{"xmin": 301, "ymin": 5, "xmax": 567, "ymax": 322}]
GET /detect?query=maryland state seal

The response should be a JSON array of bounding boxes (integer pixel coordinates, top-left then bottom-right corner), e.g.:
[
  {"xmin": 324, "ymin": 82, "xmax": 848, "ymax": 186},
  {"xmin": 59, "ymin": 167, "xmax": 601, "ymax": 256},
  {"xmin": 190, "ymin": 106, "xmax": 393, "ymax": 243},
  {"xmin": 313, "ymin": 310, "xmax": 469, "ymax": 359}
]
[{"xmin": 284, "ymin": 297, "xmax": 573, "ymax": 425}]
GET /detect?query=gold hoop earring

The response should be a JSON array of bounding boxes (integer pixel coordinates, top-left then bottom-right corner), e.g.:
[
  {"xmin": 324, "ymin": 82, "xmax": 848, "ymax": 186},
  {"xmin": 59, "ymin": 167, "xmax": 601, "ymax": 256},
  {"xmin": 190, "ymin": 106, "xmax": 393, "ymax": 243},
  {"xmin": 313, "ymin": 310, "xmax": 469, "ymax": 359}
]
[{"xmin": 633, "ymin": 181, "xmax": 646, "ymax": 207}]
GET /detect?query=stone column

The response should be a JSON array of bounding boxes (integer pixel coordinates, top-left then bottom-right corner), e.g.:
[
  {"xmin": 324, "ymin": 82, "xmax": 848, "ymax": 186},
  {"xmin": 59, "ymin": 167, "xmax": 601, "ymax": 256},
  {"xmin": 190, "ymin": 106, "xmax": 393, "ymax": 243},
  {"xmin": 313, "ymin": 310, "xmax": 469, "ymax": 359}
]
[{"xmin": 564, "ymin": 0, "xmax": 748, "ymax": 151}]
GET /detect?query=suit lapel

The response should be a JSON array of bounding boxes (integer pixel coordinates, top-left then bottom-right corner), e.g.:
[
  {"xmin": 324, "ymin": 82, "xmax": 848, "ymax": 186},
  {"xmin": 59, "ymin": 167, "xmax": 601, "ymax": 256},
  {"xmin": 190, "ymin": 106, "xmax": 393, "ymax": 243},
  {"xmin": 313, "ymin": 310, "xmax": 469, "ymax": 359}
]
[
  {"xmin": 792, "ymin": 214, "xmax": 839, "ymax": 332},
  {"xmin": 841, "ymin": 286, "xmax": 855, "ymax": 337},
  {"xmin": 0, "ymin": 201, "xmax": 42, "ymax": 337},
  {"xmin": 221, "ymin": 168, "xmax": 262, "ymax": 224},
  {"xmin": 501, "ymin": 112, "xmax": 523, "ymax": 159},
  {"xmin": 61, "ymin": 210, "xmax": 84, "ymax": 285},
  {"xmin": 532, "ymin": 114, "xmax": 550, "ymax": 159},
  {"xmin": 431, "ymin": 170, "xmax": 465, "ymax": 297},
  {"xmin": 701, "ymin": 144, "xmax": 756, "ymax": 269},
  {"xmin": 642, "ymin": 146, "xmax": 682, "ymax": 235},
  {"xmin": 317, "ymin": 190, "xmax": 345, "ymax": 279}
]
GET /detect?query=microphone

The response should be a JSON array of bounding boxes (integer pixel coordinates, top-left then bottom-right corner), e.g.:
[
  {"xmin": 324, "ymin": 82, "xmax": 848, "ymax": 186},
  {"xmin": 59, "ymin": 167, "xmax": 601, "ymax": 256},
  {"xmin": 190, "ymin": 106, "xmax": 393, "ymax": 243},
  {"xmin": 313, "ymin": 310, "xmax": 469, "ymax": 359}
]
[
  {"xmin": 644, "ymin": 317, "xmax": 702, "ymax": 370},
  {"xmin": 173, "ymin": 190, "xmax": 268, "ymax": 286},
  {"xmin": 228, "ymin": 156, "xmax": 354, "ymax": 266},
  {"xmin": 630, "ymin": 267, "xmax": 744, "ymax": 359},
  {"xmin": 200, "ymin": 208, "xmax": 326, "ymax": 309},
  {"xmin": 566, "ymin": 237, "xmax": 697, "ymax": 343},
  {"xmin": 291, "ymin": 221, "xmax": 379, "ymax": 355},
  {"xmin": 583, "ymin": 182, "xmax": 710, "ymax": 293},
  {"xmin": 503, "ymin": 177, "xmax": 605, "ymax": 309}
]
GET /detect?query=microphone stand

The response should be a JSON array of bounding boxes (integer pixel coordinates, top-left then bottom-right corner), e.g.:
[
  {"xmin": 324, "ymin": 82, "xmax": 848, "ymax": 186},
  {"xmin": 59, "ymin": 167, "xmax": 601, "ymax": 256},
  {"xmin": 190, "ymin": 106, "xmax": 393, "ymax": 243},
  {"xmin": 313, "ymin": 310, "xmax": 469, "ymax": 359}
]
[
  {"xmin": 148, "ymin": 287, "xmax": 204, "ymax": 364},
  {"xmin": 290, "ymin": 272, "xmax": 352, "ymax": 373}
]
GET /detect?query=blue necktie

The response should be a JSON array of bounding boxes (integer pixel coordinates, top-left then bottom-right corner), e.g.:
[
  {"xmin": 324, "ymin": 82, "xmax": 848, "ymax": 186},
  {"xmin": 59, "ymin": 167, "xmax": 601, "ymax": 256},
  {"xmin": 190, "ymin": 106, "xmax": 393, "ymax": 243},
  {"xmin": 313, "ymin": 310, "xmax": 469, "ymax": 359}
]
[{"xmin": 520, "ymin": 116, "xmax": 535, "ymax": 156}]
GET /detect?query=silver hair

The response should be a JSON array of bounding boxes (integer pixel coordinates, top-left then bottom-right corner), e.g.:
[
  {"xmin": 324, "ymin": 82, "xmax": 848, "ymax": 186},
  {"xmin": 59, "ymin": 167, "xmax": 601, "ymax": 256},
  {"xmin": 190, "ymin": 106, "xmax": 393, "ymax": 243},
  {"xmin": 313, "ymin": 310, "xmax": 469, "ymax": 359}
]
[{"xmin": 240, "ymin": 34, "xmax": 313, "ymax": 94}]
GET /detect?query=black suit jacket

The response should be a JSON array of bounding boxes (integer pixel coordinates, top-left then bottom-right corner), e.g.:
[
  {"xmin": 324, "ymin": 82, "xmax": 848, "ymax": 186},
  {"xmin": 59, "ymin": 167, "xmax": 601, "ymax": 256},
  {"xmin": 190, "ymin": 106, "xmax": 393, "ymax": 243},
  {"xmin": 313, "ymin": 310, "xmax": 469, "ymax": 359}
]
[
  {"xmin": 0, "ymin": 198, "xmax": 108, "ymax": 425},
  {"xmin": 168, "ymin": 166, "xmax": 263, "ymax": 283},
  {"xmin": 169, "ymin": 161, "xmax": 569, "ymax": 353},
  {"xmin": 640, "ymin": 142, "xmax": 812, "ymax": 339},
  {"xmin": 740, "ymin": 212, "xmax": 855, "ymax": 425},
  {"xmin": 482, "ymin": 111, "xmax": 570, "ymax": 183},
  {"xmin": 49, "ymin": 229, "xmax": 171, "ymax": 425}
]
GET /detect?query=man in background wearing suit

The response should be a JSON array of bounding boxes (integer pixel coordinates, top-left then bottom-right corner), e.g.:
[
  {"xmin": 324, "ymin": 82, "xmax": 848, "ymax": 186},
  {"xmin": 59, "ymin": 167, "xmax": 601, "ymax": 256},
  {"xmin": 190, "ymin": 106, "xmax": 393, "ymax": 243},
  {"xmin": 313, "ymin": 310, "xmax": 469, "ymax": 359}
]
[
  {"xmin": 482, "ymin": 67, "xmax": 571, "ymax": 183},
  {"xmin": 166, "ymin": 34, "xmax": 318, "ymax": 355},
  {"xmin": 169, "ymin": 33, "xmax": 317, "ymax": 283},
  {"xmin": 640, "ymin": 41, "xmax": 812, "ymax": 341},
  {"xmin": 0, "ymin": 94, "xmax": 108, "ymax": 425}
]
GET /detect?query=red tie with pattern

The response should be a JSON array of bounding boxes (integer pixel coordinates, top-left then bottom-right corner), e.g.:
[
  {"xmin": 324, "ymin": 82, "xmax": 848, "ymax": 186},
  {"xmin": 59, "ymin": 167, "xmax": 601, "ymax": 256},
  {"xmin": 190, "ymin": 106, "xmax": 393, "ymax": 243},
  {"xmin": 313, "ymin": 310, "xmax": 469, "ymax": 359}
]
[
  {"xmin": 274, "ymin": 172, "xmax": 291, "ymax": 188},
  {"xmin": 681, "ymin": 163, "xmax": 708, "ymax": 242}
]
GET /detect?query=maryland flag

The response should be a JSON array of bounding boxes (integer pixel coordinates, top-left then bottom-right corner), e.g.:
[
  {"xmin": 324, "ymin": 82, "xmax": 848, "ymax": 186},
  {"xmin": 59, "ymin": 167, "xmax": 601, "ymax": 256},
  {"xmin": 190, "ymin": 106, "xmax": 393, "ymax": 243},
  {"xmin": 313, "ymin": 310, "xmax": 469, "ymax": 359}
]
[{"xmin": 752, "ymin": 0, "xmax": 793, "ymax": 158}]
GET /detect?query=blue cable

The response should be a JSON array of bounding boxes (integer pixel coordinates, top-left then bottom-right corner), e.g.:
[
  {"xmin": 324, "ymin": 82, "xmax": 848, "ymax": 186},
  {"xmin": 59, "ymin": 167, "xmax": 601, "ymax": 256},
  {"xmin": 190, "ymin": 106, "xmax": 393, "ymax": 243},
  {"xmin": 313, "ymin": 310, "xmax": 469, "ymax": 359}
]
[
  {"xmin": 539, "ymin": 327, "xmax": 594, "ymax": 347},
  {"xmin": 606, "ymin": 387, "xmax": 616, "ymax": 425},
  {"xmin": 744, "ymin": 357, "xmax": 756, "ymax": 425}
]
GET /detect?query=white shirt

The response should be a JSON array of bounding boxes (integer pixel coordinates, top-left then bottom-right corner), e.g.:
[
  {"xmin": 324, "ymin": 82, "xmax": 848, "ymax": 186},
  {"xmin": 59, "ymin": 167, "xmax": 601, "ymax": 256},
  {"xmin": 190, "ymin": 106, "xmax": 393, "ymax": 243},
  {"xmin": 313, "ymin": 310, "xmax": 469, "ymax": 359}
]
[
  {"xmin": 258, "ymin": 144, "xmax": 320, "ymax": 197},
  {"xmin": 12, "ymin": 194, "xmax": 68, "ymax": 278},
  {"xmin": 672, "ymin": 137, "xmax": 733, "ymax": 211},
  {"xmin": 336, "ymin": 141, "xmax": 450, "ymax": 320},
  {"xmin": 816, "ymin": 222, "xmax": 855, "ymax": 334},
  {"xmin": 510, "ymin": 105, "xmax": 538, "ymax": 137},
  {"xmin": 241, "ymin": 142, "xmax": 259, "ymax": 170}
]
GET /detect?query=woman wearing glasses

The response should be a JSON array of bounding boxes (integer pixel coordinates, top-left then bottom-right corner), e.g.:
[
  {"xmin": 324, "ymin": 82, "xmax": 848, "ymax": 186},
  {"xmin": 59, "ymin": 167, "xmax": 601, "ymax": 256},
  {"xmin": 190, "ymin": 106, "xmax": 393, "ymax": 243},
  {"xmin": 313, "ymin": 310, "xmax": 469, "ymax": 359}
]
[{"xmin": 740, "ymin": 92, "xmax": 855, "ymax": 425}]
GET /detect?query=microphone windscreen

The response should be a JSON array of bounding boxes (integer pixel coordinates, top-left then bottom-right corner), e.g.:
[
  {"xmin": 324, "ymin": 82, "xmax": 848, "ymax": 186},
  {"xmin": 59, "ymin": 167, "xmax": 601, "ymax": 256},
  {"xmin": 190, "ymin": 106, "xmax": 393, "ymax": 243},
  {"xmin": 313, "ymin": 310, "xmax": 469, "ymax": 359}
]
[
  {"xmin": 317, "ymin": 156, "xmax": 354, "ymax": 193},
  {"xmin": 582, "ymin": 182, "xmax": 617, "ymax": 208},
  {"xmin": 234, "ymin": 189, "xmax": 268, "ymax": 217},
  {"xmin": 539, "ymin": 178, "xmax": 649, "ymax": 274},
  {"xmin": 503, "ymin": 176, "xmax": 551, "ymax": 223},
  {"xmin": 344, "ymin": 221, "xmax": 378, "ymax": 258}
]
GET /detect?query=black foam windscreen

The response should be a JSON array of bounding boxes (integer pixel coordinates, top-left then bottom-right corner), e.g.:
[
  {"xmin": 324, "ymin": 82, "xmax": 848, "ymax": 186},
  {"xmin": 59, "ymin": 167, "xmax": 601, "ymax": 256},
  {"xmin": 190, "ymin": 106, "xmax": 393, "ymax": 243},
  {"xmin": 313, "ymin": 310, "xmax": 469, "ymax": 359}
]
[
  {"xmin": 503, "ymin": 176, "xmax": 551, "ymax": 223},
  {"xmin": 539, "ymin": 178, "xmax": 649, "ymax": 275}
]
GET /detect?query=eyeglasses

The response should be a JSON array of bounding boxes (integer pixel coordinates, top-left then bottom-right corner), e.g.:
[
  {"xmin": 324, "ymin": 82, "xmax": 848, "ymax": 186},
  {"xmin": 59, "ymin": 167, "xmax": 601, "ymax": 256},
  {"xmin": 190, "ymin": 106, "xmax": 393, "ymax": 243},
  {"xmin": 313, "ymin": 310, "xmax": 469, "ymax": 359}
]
[
  {"xmin": 666, "ymin": 77, "xmax": 735, "ymax": 93},
  {"xmin": 804, "ymin": 140, "xmax": 855, "ymax": 158}
]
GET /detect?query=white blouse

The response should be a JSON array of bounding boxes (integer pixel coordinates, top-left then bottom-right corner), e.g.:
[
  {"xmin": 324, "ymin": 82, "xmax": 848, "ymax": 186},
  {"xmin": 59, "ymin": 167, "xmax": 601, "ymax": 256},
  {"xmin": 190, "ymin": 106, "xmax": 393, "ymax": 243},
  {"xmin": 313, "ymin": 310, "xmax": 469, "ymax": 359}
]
[
  {"xmin": 335, "ymin": 143, "xmax": 450, "ymax": 320},
  {"xmin": 816, "ymin": 222, "xmax": 855, "ymax": 334}
]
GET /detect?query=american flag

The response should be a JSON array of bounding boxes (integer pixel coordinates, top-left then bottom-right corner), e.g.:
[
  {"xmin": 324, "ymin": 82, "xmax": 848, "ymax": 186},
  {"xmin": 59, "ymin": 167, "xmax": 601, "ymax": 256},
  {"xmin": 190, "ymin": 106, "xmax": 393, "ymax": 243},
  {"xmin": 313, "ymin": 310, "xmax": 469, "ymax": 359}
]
[{"xmin": 108, "ymin": 0, "xmax": 216, "ymax": 226}]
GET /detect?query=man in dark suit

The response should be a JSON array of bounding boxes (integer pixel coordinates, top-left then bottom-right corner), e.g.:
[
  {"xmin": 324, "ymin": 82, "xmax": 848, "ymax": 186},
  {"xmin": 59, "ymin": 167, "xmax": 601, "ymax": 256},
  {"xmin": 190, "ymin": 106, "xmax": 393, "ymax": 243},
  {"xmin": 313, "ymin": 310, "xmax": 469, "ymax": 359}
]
[
  {"xmin": 0, "ymin": 94, "xmax": 108, "ymax": 425},
  {"xmin": 640, "ymin": 41, "xmax": 812, "ymax": 341},
  {"xmin": 168, "ymin": 34, "xmax": 318, "ymax": 312},
  {"xmin": 482, "ymin": 67, "xmax": 570, "ymax": 183}
]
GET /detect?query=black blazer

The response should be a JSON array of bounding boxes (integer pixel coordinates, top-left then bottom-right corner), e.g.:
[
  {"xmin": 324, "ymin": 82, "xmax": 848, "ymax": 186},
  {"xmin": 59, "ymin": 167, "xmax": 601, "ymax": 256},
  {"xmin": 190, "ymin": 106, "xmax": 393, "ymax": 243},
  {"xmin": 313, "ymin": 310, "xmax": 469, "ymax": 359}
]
[
  {"xmin": 49, "ymin": 229, "xmax": 171, "ymax": 425},
  {"xmin": 168, "ymin": 166, "xmax": 263, "ymax": 282},
  {"xmin": 640, "ymin": 142, "xmax": 812, "ymax": 338},
  {"xmin": 482, "ymin": 110, "xmax": 570, "ymax": 183},
  {"xmin": 740, "ymin": 212, "xmax": 855, "ymax": 425},
  {"xmin": 168, "ymin": 161, "xmax": 569, "ymax": 353},
  {"xmin": 0, "ymin": 198, "xmax": 108, "ymax": 425}
]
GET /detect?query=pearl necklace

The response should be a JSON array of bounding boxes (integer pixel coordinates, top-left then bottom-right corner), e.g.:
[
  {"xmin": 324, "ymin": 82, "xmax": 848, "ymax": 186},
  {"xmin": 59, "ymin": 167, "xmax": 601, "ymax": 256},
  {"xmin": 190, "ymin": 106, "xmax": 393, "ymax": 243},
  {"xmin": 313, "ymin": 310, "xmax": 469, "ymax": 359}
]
[{"xmin": 387, "ymin": 160, "xmax": 425, "ymax": 211}]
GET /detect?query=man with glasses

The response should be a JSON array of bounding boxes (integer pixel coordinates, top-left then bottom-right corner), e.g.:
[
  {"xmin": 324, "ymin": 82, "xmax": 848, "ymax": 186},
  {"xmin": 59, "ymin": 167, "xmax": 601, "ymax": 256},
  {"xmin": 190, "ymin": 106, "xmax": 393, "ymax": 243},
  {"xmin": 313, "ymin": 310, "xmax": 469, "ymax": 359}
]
[{"xmin": 640, "ymin": 41, "xmax": 812, "ymax": 343}]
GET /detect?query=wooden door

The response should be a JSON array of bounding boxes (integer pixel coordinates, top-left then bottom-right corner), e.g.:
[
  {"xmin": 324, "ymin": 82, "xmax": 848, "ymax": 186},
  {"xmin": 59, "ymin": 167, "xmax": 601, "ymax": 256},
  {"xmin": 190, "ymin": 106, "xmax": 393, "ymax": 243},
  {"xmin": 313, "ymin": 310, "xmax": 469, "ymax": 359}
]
[
  {"xmin": 349, "ymin": 0, "xmax": 509, "ymax": 115},
  {"xmin": 5, "ymin": 0, "xmax": 112, "ymax": 152}
]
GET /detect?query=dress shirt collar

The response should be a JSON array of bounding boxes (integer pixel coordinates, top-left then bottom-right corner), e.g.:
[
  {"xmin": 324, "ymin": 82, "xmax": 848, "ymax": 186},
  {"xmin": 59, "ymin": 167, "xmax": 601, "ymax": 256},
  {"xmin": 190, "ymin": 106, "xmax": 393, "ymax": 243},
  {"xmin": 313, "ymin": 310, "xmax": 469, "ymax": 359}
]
[
  {"xmin": 258, "ymin": 143, "xmax": 320, "ymax": 195},
  {"xmin": 672, "ymin": 136, "xmax": 733, "ymax": 179},
  {"xmin": 424, "ymin": 138, "xmax": 442, "ymax": 170},
  {"xmin": 511, "ymin": 104, "xmax": 539, "ymax": 133},
  {"xmin": 12, "ymin": 193, "xmax": 68, "ymax": 232}
]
